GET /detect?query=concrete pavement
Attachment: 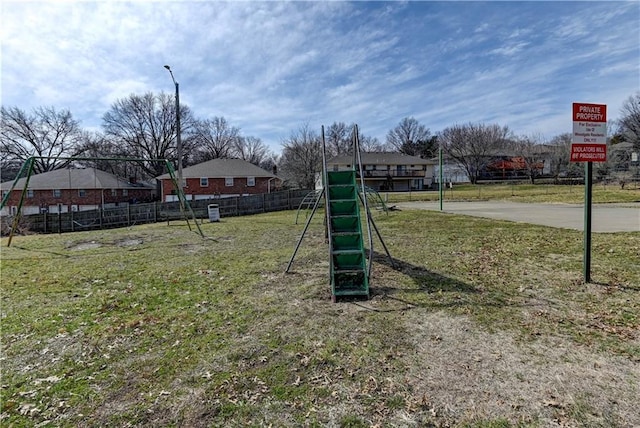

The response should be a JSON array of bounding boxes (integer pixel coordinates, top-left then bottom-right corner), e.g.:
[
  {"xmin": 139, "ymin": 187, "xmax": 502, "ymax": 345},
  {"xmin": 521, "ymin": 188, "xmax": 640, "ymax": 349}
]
[{"xmin": 394, "ymin": 201, "xmax": 640, "ymax": 233}]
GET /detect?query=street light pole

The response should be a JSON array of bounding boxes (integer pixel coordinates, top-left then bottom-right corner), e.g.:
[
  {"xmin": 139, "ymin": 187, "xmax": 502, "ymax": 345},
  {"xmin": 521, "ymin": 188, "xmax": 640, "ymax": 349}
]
[
  {"xmin": 439, "ymin": 142, "xmax": 443, "ymax": 211},
  {"xmin": 164, "ymin": 65, "xmax": 183, "ymax": 192}
]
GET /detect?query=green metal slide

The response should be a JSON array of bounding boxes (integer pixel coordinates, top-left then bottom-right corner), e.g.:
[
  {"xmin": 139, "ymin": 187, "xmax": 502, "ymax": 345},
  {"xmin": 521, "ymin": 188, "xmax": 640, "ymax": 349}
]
[
  {"xmin": 285, "ymin": 124, "xmax": 394, "ymax": 302},
  {"xmin": 325, "ymin": 170, "xmax": 369, "ymax": 300}
]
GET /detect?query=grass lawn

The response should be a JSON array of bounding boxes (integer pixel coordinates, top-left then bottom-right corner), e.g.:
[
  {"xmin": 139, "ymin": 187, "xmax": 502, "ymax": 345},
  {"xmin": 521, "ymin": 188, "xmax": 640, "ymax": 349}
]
[
  {"xmin": 1, "ymin": 197, "xmax": 639, "ymax": 426},
  {"xmin": 381, "ymin": 183, "xmax": 640, "ymax": 204}
]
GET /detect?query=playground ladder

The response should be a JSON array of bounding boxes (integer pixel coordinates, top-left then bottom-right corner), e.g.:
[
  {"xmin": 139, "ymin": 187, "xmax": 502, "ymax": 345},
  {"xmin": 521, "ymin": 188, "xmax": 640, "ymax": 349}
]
[
  {"xmin": 285, "ymin": 124, "xmax": 394, "ymax": 301},
  {"xmin": 325, "ymin": 170, "xmax": 369, "ymax": 299}
]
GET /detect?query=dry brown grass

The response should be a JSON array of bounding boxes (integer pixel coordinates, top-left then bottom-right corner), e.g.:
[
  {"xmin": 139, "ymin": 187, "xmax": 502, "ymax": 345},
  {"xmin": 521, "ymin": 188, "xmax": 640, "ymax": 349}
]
[
  {"xmin": 404, "ymin": 311, "xmax": 639, "ymax": 426},
  {"xmin": 1, "ymin": 207, "xmax": 638, "ymax": 427}
]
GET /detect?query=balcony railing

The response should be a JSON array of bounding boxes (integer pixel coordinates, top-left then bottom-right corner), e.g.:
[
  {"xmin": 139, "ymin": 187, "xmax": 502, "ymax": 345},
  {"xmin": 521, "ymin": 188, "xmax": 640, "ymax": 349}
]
[{"xmin": 361, "ymin": 170, "xmax": 425, "ymax": 178}]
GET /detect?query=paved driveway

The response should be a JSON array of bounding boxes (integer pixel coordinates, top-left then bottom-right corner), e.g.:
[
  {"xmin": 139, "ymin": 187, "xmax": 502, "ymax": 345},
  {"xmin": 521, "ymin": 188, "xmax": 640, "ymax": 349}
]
[{"xmin": 394, "ymin": 201, "xmax": 640, "ymax": 233}]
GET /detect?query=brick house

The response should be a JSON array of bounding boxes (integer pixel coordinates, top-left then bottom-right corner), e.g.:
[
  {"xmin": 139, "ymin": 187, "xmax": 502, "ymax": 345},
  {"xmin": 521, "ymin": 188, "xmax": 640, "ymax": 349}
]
[
  {"xmin": 156, "ymin": 158, "xmax": 282, "ymax": 202},
  {"xmin": 327, "ymin": 152, "xmax": 437, "ymax": 191},
  {"xmin": 1, "ymin": 168, "xmax": 155, "ymax": 216}
]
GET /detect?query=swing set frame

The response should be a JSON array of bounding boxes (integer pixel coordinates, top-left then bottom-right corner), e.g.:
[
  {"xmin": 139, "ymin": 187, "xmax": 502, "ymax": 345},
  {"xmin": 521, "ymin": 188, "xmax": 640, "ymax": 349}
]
[{"xmin": 1, "ymin": 156, "xmax": 203, "ymax": 246}]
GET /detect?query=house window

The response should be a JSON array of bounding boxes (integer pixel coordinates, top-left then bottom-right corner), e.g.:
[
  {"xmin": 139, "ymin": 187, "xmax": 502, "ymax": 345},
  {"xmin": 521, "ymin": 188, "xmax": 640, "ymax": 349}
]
[
  {"xmin": 2, "ymin": 190, "xmax": 8, "ymax": 198},
  {"xmin": 111, "ymin": 189, "xmax": 117, "ymax": 196},
  {"xmin": 122, "ymin": 189, "xmax": 128, "ymax": 196},
  {"xmin": 200, "ymin": 177, "xmax": 209, "ymax": 187},
  {"xmin": 53, "ymin": 189, "xmax": 61, "ymax": 198},
  {"xmin": 27, "ymin": 189, "xmax": 34, "ymax": 198},
  {"xmin": 78, "ymin": 189, "xmax": 86, "ymax": 197},
  {"xmin": 247, "ymin": 177, "xmax": 255, "ymax": 187},
  {"xmin": 225, "ymin": 177, "xmax": 234, "ymax": 187}
]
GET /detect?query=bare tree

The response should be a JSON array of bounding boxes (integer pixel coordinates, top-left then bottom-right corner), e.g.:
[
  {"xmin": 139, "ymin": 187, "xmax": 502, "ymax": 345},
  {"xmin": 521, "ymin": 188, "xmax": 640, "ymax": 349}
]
[
  {"xmin": 234, "ymin": 136, "xmax": 271, "ymax": 166},
  {"xmin": 511, "ymin": 134, "xmax": 547, "ymax": 184},
  {"xmin": 618, "ymin": 92, "xmax": 640, "ymax": 150},
  {"xmin": 609, "ymin": 142, "xmax": 632, "ymax": 169},
  {"xmin": 325, "ymin": 122, "xmax": 351, "ymax": 156},
  {"xmin": 192, "ymin": 117, "xmax": 241, "ymax": 162},
  {"xmin": 548, "ymin": 133, "xmax": 582, "ymax": 183},
  {"xmin": 75, "ymin": 131, "xmax": 146, "ymax": 181},
  {"xmin": 259, "ymin": 153, "xmax": 280, "ymax": 176},
  {"xmin": 386, "ymin": 117, "xmax": 437, "ymax": 158},
  {"xmin": 359, "ymin": 134, "xmax": 387, "ymax": 152},
  {"xmin": 1, "ymin": 106, "xmax": 84, "ymax": 175},
  {"xmin": 326, "ymin": 123, "xmax": 387, "ymax": 155},
  {"xmin": 102, "ymin": 92, "xmax": 196, "ymax": 178},
  {"xmin": 0, "ymin": 158, "xmax": 22, "ymax": 182},
  {"xmin": 439, "ymin": 123, "xmax": 511, "ymax": 184},
  {"xmin": 279, "ymin": 124, "xmax": 322, "ymax": 189},
  {"xmin": 76, "ymin": 131, "xmax": 117, "ymax": 171}
]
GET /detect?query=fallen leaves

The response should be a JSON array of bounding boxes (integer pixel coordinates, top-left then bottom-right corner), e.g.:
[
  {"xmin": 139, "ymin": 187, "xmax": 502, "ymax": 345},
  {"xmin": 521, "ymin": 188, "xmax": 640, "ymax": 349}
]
[{"xmin": 214, "ymin": 373, "xmax": 271, "ymax": 405}]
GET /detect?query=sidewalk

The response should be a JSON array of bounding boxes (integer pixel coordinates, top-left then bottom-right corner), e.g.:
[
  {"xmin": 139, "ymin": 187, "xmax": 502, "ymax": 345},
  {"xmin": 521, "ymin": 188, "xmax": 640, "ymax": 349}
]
[{"xmin": 394, "ymin": 201, "xmax": 640, "ymax": 233}]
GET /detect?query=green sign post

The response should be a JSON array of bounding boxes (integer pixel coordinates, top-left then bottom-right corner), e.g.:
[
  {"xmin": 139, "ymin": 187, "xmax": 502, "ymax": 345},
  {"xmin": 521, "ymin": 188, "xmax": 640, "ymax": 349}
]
[
  {"xmin": 583, "ymin": 162, "xmax": 593, "ymax": 282},
  {"xmin": 439, "ymin": 144, "xmax": 443, "ymax": 211},
  {"xmin": 571, "ymin": 102, "xmax": 607, "ymax": 283}
]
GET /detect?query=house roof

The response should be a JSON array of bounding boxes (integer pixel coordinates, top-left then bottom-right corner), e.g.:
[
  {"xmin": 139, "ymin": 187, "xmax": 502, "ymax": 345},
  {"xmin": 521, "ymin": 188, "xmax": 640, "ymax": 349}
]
[
  {"xmin": 1, "ymin": 168, "xmax": 150, "ymax": 191},
  {"xmin": 156, "ymin": 158, "xmax": 277, "ymax": 180},
  {"xmin": 327, "ymin": 152, "xmax": 436, "ymax": 166}
]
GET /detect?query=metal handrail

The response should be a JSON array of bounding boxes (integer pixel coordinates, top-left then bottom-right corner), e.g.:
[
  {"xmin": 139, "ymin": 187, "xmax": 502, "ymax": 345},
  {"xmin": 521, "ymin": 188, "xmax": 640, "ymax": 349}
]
[
  {"xmin": 353, "ymin": 125, "xmax": 374, "ymax": 280},
  {"xmin": 320, "ymin": 126, "xmax": 334, "ymax": 279},
  {"xmin": 361, "ymin": 170, "xmax": 426, "ymax": 178}
]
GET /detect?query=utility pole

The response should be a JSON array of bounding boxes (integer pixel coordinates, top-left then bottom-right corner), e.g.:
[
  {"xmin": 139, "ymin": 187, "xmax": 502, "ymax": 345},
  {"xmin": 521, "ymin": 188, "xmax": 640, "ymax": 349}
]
[{"xmin": 164, "ymin": 65, "xmax": 183, "ymax": 191}]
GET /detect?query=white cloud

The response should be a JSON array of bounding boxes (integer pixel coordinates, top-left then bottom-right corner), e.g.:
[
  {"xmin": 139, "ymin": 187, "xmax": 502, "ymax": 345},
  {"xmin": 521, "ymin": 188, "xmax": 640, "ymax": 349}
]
[
  {"xmin": 1, "ymin": 1, "xmax": 638, "ymax": 153},
  {"xmin": 489, "ymin": 42, "xmax": 530, "ymax": 57}
]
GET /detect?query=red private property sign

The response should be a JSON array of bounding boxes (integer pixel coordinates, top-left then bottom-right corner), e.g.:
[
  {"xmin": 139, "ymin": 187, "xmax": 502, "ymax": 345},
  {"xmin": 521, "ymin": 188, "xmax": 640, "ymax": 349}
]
[{"xmin": 571, "ymin": 103, "xmax": 607, "ymax": 162}]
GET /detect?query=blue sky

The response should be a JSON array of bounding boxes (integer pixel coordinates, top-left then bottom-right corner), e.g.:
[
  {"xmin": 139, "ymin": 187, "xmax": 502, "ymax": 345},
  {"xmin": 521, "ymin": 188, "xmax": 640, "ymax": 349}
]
[{"xmin": 2, "ymin": 1, "xmax": 638, "ymax": 154}]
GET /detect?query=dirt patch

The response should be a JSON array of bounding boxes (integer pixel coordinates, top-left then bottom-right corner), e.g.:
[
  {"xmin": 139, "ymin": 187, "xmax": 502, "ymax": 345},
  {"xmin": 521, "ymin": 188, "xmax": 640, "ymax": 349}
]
[
  {"xmin": 65, "ymin": 236, "xmax": 146, "ymax": 251},
  {"xmin": 403, "ymin": 310, "xmax": 640, "ymax": 426},
  {"xmin": 115, "ymin": 238, "xmax": 143, "ymax": 247},
  {"xmin": 67, "ymin": 241, "xmax": 102, "ymax": 251}
]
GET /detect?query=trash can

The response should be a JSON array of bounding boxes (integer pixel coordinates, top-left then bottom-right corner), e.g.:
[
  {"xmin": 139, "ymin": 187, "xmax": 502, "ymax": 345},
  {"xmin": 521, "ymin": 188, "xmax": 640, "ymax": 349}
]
[{"xmin": 208, "ymin": 204, "xmax": 220, "ymax": 222}]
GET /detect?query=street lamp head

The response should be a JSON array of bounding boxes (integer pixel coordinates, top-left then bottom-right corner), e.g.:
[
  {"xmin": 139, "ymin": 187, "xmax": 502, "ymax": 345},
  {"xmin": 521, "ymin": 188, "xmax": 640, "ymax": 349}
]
[{"xmin": 164, "ymin": 65, "xmax": 177, "ymax": 85}]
